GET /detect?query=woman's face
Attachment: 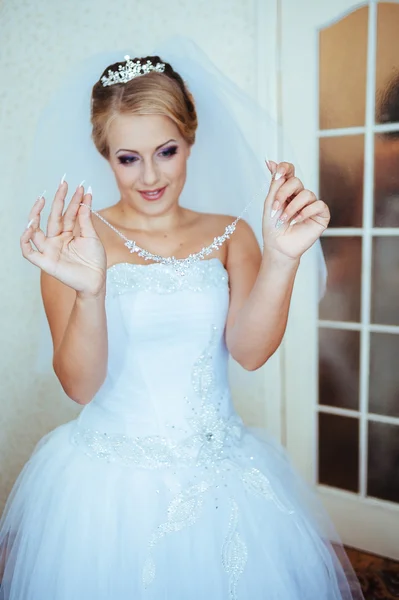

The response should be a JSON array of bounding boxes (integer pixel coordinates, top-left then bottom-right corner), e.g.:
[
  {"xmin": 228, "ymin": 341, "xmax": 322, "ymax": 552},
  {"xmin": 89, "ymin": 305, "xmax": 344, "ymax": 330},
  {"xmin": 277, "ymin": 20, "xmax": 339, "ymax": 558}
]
[{"xmin": 107, "ymin": 113, "xmax": 191, "ymax": 216}]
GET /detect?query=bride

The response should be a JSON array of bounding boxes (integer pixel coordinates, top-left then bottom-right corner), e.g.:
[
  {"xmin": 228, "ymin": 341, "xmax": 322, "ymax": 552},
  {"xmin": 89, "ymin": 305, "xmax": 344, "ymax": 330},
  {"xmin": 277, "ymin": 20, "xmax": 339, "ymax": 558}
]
[{"xmin": 0, "ymin": 45, "xmax": 364, "ymax": 599}]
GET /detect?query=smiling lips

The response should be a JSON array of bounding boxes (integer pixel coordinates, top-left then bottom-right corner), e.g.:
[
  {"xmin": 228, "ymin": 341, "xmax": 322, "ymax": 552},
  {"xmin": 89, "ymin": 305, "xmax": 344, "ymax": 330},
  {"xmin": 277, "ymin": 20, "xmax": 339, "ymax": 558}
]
[{"xmin": 138, "ymin": 186, "xmax": 167, "ymax": 201}]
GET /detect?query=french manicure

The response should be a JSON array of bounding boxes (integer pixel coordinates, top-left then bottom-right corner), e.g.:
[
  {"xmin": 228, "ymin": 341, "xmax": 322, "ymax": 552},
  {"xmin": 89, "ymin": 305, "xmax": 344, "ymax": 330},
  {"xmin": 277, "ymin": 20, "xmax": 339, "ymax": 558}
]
[
  {"xmin": 270, "ymin": 201, "xmax": 279, "ymax": 219},
  {"xmin": 26, "ymin": 219, "xmax": 35, "ymax": 230},
  {"xmin": 60, "ymin": 173, "xmax": 67, "ymax": 185},
  {"xmin": 35, "ymin": 190, "xmax": 46, "ymax": 203},
  {"xmin": 274, "ymin": 172, "xmax": 283, "ymax": 181},
  {"xmin": 79, "ymin": 180, "xmax": 85, "ymax": 188},
  {"xmin": 290, "ymin": 219, "xmax": 297, "ymax": 227},
  {"xmin": 87, "ymin": 185, "xmax": 92, "ymax": 195}
]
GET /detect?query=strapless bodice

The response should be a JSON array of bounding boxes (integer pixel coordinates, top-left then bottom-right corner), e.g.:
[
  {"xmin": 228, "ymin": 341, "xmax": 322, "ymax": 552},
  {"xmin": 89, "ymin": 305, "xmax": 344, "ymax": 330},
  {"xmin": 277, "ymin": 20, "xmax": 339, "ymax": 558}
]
[{"xmin": 75, "ymin": 259, "xmax": 243, "ymax": 461}]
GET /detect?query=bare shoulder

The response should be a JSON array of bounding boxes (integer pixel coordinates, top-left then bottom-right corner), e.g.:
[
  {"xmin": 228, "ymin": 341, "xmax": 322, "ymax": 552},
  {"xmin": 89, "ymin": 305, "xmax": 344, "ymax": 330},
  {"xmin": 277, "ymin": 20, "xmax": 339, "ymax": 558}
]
[
  {"xmin": 195, "ymin": 211, "xmax": 255, "ymax": 241},
  {"xmin": 191, "ymin": 211, "xmax": 261, "ymax": 287},
  {"xmin": 199, "ymin": 212, "xmax": 261, "ymax": 264},
  {"xmin": 227, "ymin": 221, "xmax": 261, "ymax": 286},
  {"xmin": 210, "ymin": 213, "xmax": 262, "ymax": 332}
]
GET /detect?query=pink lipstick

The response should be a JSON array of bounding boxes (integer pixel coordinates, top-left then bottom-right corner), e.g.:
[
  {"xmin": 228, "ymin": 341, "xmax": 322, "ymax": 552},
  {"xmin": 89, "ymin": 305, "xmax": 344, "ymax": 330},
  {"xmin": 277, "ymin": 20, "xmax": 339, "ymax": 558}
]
[{"xmin": 138, "ymin": 186, "xmax": 167, "ymax": 201}]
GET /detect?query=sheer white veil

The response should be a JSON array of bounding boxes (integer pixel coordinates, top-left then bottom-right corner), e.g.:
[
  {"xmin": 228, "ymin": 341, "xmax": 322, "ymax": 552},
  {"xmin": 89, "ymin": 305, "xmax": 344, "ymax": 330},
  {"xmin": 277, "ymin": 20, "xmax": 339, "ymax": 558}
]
[{"xmin": 26, "ymin": 36, "xmax": 326, "ymax": 372}]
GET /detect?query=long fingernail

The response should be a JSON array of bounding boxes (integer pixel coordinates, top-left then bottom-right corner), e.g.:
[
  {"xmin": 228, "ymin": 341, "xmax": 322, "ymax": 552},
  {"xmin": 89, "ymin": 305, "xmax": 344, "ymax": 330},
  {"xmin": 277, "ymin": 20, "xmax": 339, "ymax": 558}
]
[
  {"xmin": 265, "ymin": 159, "xmax": 272, "ymax": 170},
  {"xmin": 274, "ymin": 172, "xmax": 283, "ymax": 181},
  {"xmin": 35, "ymin": 190, "xmax": 46, "ymax": 203},
  {"xmin": 26, "ymin": 219, "xmax": 35, "ymax": 229},
  {"xmin": 60, "ymin": 173, "xmax": 67, "ymax": 185},
  {"xmin": 270, "ymin": 201, "xmax": 279, "ymax": 219},
  {"xmin": 290, "ymin": 219, "xmax": 297, "ymax": 227},
  {"xmin": 87, "ymin": 185, "xmax": 92, "ymax": 195},
  {"xmin": 79, "ymin": 180, "xmax": 85, "ymax": 188}
]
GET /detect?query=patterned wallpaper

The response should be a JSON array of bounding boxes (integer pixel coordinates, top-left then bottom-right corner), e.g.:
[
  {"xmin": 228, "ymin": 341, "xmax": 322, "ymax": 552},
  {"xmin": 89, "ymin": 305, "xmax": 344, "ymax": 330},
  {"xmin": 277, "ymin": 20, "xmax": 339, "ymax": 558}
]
[{"xmin": 0, "ymin": 0, "xmax": 264, "ymax": 512}]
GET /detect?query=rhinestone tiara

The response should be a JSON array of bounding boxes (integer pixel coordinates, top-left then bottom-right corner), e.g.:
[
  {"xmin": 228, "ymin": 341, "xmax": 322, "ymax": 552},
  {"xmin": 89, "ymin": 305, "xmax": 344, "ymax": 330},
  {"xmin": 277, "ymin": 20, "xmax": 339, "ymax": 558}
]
[{"xmin": 100, "ymin": 55, "xmax": 166, "ymax": 87}]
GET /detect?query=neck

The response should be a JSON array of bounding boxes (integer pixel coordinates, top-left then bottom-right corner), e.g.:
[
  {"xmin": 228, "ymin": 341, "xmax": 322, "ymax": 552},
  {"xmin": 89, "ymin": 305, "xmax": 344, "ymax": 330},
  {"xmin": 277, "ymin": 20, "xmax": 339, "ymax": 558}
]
[{"xmin": 113, "ymin": 198, "xmax": 187, "ymax": 233}]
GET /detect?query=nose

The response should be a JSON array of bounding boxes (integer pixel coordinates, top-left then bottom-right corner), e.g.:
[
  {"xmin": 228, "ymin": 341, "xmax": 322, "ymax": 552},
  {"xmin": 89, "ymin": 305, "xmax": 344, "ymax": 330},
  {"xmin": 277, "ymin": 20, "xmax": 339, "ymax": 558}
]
[{"xmin": 140, "ymin": 158, "xmax": 159, "ymax": 188}]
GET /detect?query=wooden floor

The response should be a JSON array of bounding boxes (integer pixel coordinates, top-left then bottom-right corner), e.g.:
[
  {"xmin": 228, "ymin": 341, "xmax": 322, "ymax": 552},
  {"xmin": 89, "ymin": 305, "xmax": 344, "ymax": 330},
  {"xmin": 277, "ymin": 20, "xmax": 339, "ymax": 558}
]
[{"xmin": 346, "ymin": 547, "xmax": 399, "ymax": 599}]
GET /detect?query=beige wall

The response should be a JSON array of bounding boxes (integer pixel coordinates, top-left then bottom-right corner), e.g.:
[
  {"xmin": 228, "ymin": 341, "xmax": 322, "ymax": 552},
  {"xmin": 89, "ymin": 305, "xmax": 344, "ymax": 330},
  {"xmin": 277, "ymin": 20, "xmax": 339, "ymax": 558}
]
[{"xmin": 0, "ymin": 0, "xmax": 263, "ymax": 512}]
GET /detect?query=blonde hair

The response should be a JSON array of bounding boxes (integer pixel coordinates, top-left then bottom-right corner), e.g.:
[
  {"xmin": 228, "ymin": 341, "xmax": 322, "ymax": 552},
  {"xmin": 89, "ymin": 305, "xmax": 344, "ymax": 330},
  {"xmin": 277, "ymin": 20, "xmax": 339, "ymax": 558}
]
[{"xmin": 91, "ymin": 56, "xmax": 198, "ymax": 158}]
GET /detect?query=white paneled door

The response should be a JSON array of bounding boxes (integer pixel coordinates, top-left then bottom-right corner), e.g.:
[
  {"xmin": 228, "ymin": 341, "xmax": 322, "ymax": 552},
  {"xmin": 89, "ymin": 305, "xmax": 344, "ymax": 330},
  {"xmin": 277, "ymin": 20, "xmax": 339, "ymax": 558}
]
[{"xmin": 279, "ymin": 0, "xmax": 399, "ymax": 558}]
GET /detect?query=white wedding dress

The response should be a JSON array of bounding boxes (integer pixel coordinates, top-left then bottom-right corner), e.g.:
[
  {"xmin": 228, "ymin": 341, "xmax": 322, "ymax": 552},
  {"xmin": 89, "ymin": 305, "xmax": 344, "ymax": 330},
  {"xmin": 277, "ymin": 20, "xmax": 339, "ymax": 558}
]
[{"xmin": 0, "ymin": 258, "xmax": 364, "ymax": 599}]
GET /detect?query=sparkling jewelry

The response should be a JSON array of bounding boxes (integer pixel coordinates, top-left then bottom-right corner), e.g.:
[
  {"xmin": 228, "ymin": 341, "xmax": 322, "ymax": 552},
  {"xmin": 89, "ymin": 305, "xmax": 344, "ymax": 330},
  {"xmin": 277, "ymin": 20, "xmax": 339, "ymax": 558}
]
[
  {"xmin": 101, "ymin": 56, "xmax": 166, "ymax": 87},
  {"xmin": 79, "ymin": 193, "xmax": 259, "ymax": 276}
]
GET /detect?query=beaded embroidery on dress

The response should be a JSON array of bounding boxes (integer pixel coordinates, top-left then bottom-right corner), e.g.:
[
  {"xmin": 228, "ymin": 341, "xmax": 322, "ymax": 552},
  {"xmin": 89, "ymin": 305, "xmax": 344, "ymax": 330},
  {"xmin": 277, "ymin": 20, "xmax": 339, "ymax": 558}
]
[{"xmin": 0, "ymin": 260, "xmax": 364, "ymax": 600}]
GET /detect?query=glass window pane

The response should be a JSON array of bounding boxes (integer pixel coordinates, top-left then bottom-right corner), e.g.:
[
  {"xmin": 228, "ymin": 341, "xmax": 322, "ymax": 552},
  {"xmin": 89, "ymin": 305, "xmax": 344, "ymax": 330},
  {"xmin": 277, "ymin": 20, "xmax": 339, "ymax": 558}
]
[
  {"xmin": 319, "ymin": 136, "xmax": 364, "ymax": 228},
  {"xmin": 319, "ymin": 328, "xmax": 360, "ymax": 410},
  {"xmin": 319, "ymin": 6, "xmax": 368, "ymax": 130},
  {"xmin": 374, "ymin": 135, "xmax": 399, "ymax": 227},
  {"xmin": 318, "ymin": 413, "xmax": 359, "ymax": 492},
  {"xmin": 319, "ymin": 237, "xmax": 362, "ymax": 322},
  {"xmin": 369, "ymin": 332, "xmax": 399, "ymax": 418},
  {"xmin": 371, "ymin": 237, "xmax": 399, "ymax": 325},
  {"xmin": 367, "ymin": 421, "xmax": 399, "ymax": 503},
  {"xmin": 375, "ymin": 3, "xmax": 399, "ymax": 125}
]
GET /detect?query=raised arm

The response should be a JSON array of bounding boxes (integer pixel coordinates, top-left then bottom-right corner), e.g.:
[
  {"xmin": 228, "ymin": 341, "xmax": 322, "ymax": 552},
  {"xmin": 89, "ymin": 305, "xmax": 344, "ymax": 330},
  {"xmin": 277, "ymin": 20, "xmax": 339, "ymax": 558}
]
[
  {"xmin": 225, "ymin": 161, "xmax": 330, "ymax": 370},
  {"xmin": 21, "ymin": 181, "xmax": 108, "ymax": 404},
  {"xmin": 41, "ymin": 274, "xmax": 108, "ymax": 404}
]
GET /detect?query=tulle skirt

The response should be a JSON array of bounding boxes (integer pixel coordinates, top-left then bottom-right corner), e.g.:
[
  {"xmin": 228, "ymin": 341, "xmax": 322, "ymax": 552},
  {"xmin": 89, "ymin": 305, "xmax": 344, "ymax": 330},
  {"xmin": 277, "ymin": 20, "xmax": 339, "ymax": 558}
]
[{"xmin": 0, "ymin": 419, "xmax": 364, "ymax": 599}]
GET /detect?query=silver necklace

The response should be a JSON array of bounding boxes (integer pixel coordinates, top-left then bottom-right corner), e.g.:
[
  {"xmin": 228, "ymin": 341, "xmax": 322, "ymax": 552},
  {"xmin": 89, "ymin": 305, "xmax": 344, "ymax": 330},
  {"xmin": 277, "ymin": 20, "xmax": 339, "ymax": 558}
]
[{"xmin": 79, "ymin": 196, "xmax": 256, "ymax": 276}]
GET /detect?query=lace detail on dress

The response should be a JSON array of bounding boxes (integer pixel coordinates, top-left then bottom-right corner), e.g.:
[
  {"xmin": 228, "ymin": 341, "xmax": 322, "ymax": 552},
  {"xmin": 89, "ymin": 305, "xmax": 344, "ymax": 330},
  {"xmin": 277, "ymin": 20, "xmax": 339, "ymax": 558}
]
[
  {"xmin": 142, "ymin": 480, "xmax": 212, "ymax": 587},
  {"xmin": 106, "ymin": 259, "xmax": 228, "ymax": 296},
  {"xmin": 139, "ymin": 325, "xmax": 295, "ymax": 595},
  {"xmin": 71, "ymin": 325, "xmax": 295, "ymax": 598},
  {"xmin": 242, "ymin": 468, "xmax": 295, "ymax": 515},
  {"xmin": 71, "ymin": 413, "xmax": 245, "ymax": 470},
  {"xmin": 71, "ymin": 326, "xmax": 243, "ymax": 467},
  {"xmin": 184, "ymin": 325, "xmax": 245, "ymax": 465},
  {"xmin": 222, "ymin": 499, "xmax": 248, "ymax": 600},
  {"xmin": 71, "ymin": 429, "xmax": 181, "ymax": 469}
]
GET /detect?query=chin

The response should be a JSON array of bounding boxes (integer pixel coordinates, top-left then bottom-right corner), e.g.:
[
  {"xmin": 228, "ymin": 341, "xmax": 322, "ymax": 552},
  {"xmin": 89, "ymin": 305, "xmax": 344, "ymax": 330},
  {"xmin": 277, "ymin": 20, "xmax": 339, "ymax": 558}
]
[{"xmin": 134, "ymin": 195, "xmax": 179, "ymax": 216}]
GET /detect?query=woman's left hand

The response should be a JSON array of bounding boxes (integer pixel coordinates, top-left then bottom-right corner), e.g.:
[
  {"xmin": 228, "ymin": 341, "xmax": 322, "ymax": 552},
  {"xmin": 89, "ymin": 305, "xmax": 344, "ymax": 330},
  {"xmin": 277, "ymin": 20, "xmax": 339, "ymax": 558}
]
[{"xmin": 262, "ymin": 160, "xmax": 330, "ymax": 260}]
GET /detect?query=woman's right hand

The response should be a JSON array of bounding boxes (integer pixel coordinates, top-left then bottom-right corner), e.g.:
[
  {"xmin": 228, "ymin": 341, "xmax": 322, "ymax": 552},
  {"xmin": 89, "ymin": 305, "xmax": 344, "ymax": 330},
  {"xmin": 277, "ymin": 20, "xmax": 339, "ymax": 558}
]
[{"xmin": 20, "ymin": 180, "xmax": 107, "ymax": 298}]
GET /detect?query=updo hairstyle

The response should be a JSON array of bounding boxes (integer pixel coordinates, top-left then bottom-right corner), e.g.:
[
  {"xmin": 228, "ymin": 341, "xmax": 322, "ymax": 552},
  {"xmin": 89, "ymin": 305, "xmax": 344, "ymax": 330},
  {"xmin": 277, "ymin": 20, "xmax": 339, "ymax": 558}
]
[{"xmin": 91, "ymin": 56, "xmax": 198, "ymax": 159}]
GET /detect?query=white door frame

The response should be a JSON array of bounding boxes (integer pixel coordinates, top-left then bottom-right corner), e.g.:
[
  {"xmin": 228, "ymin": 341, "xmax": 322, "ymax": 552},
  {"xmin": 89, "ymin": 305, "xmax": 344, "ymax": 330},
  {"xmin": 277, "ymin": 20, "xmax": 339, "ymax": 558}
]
[{"xmin": 277, "ymin": 0, "xmax": 399, "ymax": 558}]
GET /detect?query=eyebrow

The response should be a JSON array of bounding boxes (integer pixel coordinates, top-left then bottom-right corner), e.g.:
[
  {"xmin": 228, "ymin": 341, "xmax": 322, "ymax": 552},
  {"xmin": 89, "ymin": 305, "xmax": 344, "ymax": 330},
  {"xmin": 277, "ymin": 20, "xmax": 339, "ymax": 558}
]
[{"xmin": 115, "ymin": 139, "xmax": 177, "ymax": 155}]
